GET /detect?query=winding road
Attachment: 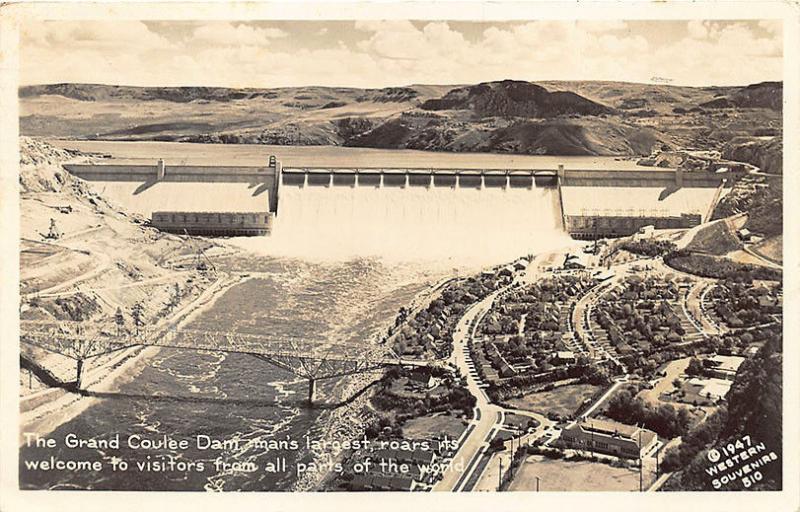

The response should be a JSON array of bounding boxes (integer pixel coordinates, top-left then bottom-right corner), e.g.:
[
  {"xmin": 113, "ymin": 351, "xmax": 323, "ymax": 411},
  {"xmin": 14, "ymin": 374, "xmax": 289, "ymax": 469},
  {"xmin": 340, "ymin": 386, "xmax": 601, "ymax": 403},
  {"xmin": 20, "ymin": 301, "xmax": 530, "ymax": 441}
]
[{"xmin": 433, "ymin": 254, "xmax": 554, "ymax": 492}]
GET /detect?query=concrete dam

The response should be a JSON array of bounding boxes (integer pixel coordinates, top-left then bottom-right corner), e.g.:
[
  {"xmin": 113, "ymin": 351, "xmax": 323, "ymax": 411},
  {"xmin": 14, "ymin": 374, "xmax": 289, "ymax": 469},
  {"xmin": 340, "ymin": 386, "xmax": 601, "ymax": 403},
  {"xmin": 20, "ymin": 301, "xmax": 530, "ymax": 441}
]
[{"xmin": 63, "ymin": 156, "xmax": 733, "ymax": 246}]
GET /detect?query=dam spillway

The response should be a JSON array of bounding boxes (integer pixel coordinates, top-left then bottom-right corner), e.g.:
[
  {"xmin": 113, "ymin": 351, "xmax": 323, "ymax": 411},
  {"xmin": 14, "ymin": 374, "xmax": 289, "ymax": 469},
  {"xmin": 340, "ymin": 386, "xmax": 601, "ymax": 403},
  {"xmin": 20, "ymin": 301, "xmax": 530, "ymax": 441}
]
[
  {"xmin": 62, "ymin": 154, "xmax": 735, "ymax": 243},
  {"xmin": 279, "ymin": 167, "xmax": 559, "ymax": 189}
]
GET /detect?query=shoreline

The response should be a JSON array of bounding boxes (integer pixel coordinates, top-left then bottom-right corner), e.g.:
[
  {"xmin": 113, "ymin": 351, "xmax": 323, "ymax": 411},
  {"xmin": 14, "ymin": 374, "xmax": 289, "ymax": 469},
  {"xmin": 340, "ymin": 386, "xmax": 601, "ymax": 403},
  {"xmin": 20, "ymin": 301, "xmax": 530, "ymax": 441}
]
[
  {"xmin": 19, "ymin": 270, "xmax": 244, "ymax": 444},
  {"xmin": 293, "ymin": 271, "xmax": 454, "ymax": 491}
]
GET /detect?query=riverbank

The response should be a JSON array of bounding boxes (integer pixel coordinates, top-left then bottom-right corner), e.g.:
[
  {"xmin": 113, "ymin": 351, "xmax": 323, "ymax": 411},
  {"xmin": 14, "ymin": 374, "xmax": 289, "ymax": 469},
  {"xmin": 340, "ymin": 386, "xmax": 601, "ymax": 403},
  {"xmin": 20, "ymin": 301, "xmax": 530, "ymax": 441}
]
[
  {"xmin": 19, "ymin": 270, "xmax": 244, "ymax": 444},
  {"xmin": 293, "ymin": 271, "xmax": 455, "ymax": 491}
]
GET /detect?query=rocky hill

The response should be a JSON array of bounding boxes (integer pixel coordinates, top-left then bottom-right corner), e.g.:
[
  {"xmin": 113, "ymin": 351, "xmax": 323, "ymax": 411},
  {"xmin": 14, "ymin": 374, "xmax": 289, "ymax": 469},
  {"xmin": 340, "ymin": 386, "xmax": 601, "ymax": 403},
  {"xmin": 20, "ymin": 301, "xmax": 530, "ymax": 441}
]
[
  {"xmin": 700, "ymin": 82, "xmax": 782, "ymax": 111},
  {"xmin": 20, "ymin": 80, "xmax": 782, "ymax": 157},
  {"xmin": 722, "ymin": 136, "xmax": 782, "ymax": 174},
  {"xmin": 419, "ymin": 80, "xmax": 613, "ymax": 118}
]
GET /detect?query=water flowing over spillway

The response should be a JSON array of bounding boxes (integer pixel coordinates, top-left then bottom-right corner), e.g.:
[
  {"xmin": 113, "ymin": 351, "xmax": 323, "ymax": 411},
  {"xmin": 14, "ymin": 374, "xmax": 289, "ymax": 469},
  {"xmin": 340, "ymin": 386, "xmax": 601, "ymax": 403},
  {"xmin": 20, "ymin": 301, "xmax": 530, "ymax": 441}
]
[{"xmin": 260, "ymin": 184, "xmax": 572, "ymax": 264}]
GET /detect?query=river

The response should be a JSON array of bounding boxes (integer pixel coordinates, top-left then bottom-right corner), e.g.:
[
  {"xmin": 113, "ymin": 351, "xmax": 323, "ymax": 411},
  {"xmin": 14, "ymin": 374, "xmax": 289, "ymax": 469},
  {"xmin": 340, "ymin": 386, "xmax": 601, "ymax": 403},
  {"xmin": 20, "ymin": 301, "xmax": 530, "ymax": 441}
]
[{"xmin": 20, "ymin": 255, "xmax": 448, "ymax": 491}]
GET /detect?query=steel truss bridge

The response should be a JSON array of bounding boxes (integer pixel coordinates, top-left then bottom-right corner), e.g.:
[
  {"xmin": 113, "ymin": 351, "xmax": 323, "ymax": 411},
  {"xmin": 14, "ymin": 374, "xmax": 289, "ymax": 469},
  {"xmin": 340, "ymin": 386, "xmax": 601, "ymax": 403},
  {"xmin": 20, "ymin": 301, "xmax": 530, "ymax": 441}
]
[{"xmin": 19, "ymin": 320, "xmax": 429, "ymax": 405}]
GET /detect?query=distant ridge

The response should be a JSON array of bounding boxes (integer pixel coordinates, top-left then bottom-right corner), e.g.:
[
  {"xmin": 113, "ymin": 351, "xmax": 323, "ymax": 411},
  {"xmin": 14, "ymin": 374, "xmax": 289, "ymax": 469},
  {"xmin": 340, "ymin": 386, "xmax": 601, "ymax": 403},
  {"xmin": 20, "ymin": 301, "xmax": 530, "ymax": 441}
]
[{"xmin": 19, "ymin": 79, "xmax": 782, "ymax": 157}]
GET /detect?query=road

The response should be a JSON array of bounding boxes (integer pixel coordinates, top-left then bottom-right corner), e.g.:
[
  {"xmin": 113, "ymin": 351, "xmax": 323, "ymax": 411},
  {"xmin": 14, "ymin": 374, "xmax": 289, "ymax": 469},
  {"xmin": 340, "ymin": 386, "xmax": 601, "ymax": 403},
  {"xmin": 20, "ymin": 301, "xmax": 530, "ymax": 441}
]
[
  {"xmin": 434, "ymin": 254, "xmax": 555, "ymax": 491},
  {"xmin": 686, "ymin": 280, "xmax": 726, "ymax": 335},
  {"xmin": 433, "ymin": 285, "xmax": 505, "ymax": 491},
  {"xmin": 571, "ymin": 271, "xmax": 628, "ymax": 372}
]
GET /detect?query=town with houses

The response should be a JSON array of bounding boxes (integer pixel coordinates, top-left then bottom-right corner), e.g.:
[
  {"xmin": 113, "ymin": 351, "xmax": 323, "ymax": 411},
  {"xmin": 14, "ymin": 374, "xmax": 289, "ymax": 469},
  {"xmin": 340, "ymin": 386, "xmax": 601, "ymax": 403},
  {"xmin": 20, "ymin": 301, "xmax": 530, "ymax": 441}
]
[{"xmin": 308, "ymin": 211, "xmax": 782, "ymax": 492}]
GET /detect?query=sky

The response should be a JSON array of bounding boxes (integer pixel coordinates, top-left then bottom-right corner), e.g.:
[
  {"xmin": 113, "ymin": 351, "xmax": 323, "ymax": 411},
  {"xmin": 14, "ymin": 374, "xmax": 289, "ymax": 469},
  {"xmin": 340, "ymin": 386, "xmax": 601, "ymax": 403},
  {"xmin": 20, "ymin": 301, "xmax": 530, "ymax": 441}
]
[{"xmin": 20, "ymin": 19, "xmax": 783, "ymax": 88}]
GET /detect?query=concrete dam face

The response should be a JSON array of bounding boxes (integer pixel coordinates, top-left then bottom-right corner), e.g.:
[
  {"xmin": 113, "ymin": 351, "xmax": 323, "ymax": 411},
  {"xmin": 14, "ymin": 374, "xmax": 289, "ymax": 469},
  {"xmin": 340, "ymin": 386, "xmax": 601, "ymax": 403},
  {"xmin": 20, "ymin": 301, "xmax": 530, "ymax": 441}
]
[{"xmin": 63, "ymin": 157, "xmax": 732, "ymax": 261}]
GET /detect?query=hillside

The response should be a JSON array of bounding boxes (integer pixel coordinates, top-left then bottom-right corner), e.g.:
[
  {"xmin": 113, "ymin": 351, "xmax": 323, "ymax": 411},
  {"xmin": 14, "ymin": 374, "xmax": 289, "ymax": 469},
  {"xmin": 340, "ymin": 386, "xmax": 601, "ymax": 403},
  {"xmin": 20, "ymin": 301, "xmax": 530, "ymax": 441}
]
[
  {"xmin": 662, "ymin": 332, "xmax": 782, "ymax": 491},
  {"xmin": 722, "ymin": 136, "xmax": 782, "ymax": 174},
  {"xmin": 419, "ymin": 80, "xmax": 613, "ymax": 118},
  {"xmin": 19, "ymin": 136, "xmax": 226, "ymax": 352},
  {"xmin": 700, "ymin": 82, "xmax": 782, "ymax": 111},
  {"xmin": 20, "ymin": 80, "xmax": 782, "ymax": 157}
]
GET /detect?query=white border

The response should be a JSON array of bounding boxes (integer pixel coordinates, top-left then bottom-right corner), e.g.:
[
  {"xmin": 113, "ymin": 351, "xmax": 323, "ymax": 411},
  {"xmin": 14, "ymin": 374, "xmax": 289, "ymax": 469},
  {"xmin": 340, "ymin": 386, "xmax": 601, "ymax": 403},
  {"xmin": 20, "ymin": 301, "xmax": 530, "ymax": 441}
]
[{"xmin": 1, "ymin": 2, "xmax": 798, "ymax": 511}]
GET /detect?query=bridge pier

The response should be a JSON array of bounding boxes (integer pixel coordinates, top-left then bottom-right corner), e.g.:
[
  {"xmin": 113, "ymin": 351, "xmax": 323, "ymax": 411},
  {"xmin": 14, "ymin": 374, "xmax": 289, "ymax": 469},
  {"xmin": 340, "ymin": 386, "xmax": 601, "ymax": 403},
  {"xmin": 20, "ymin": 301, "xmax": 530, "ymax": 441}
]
[
  {"xmin": 308, "ymin": 378, "xmax": 317, "ymax": 405},
  {"xmin": 505, "ymin": 173, "xmax": 511, "ymax": 189},
  {"xmin": 480, "ymin": 173, "xmax": 485, "ymax": 190},
  {"xmin": 403, "ymin": 173, "xmax": 409, "ymax": 188},
  {"xmin": 302, "ymin": 173, "xmax": 308, "ymax": 187},
  {"xmin": 75, "ymin": 358, "xmax": 84, "ymax": 390},
  {"xmin": 428, "ymin": 174, "xmax": 434, "ymax": 189}
]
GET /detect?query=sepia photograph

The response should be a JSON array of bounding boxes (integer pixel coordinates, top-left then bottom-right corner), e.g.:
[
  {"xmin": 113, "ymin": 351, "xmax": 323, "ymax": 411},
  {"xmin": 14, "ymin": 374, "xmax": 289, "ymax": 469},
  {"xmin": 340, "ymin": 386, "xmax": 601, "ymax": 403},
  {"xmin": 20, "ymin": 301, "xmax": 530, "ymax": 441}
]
[{"xmin": 0, "ymin": 2, "xmax": 797, "ymax": 509}]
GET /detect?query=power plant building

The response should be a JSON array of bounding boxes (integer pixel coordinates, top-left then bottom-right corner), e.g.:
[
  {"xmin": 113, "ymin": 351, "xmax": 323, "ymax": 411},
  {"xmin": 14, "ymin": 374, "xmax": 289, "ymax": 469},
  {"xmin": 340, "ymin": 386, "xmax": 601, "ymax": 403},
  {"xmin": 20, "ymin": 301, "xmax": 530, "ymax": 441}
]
[{"xmin": 151, "ymin": 211, "xmax": 272, "ymax": 236}]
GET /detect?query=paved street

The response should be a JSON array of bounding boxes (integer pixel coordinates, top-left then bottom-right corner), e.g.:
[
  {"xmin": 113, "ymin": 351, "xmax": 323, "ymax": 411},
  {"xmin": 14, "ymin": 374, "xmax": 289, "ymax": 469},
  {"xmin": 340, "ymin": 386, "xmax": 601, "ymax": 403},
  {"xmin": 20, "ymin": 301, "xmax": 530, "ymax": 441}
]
[{"xmin": 434, "ymin": 253, "xmax": 555, "ymax": 491}]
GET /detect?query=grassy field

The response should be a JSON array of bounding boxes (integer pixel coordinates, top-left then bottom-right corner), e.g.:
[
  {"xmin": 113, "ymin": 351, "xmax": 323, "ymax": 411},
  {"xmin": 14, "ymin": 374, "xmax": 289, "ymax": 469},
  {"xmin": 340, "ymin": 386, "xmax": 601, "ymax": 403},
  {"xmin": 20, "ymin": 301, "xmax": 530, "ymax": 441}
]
[
  {"xmin": 685, "ymin": 220, "xmax": 742, "ymax": 255},
  {"xmin": 752, "ymin": 235, "xmax": 783, "ymax": 264},
  {"xmin": 401, "ymin": 413, "xmax": 468, "ymax": 441},
  {"xmin": 509, "ymin": 455, "xmax": 639, "ymax": 492},
  {"xmin": 505, "ymin": 384, "xmax": 602, "ymax": 417}
]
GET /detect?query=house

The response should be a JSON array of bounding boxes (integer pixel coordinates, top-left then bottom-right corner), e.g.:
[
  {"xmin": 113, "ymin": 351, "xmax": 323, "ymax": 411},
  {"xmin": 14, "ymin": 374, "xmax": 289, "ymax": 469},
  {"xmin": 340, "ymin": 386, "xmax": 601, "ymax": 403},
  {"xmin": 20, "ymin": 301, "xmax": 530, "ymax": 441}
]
[
  {"xmin": 737, "ymin": 228, "xmax": 753, "ymax": 241},
  {"xmin": 592, "ymin": 269, "xmax": 615, "ymax": 281},
  {"xmin": 513, "ymin": 258, "xmax": 530, "ymax": 271},
  {"xmin": 705, "ymin": 355, "xmax": 745, "ymax": 381},
  {"xmin": 498, "ymin": 266, "xmax": 515, "ymax": 277},
  {"xmin": 558, "ymin": 419, "xmax": 658, "ymax": 459},
  {"xmin": 407, "ymin": 370, "xmax": 436, "ymax": 389},
  {"xmin": 554, "ymin": 351, "xmax": 576, "ymax": 364},
  {"xmin": 498, "ymin": 362, "xmax": 517, "ymax": 378},
  {"xmin": 757, "ymin": 295, "xmax": 781, "ymax": 312}
]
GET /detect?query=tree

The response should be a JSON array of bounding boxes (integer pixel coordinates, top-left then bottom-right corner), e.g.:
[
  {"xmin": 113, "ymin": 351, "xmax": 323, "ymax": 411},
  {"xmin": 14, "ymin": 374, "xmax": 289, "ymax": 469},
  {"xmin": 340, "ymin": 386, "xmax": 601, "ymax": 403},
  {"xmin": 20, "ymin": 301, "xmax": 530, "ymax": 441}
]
[
  {"xmin": 131, "ymin": 302, "xmax": 145, "ymax": 335},
  {"xmin": 114, "ymin": 307, "xmax": 125, "ymax": 336},
  {"xmin": 489, "ymin": 436, "xmax": 507, "ymax": 452},
  {"xmin": 685, "ymin": 358, "xmax": 705, "ymax": 376},
  {"xmin": 165, "ymin": 283, "xmax": 181, "ymax": 312}
]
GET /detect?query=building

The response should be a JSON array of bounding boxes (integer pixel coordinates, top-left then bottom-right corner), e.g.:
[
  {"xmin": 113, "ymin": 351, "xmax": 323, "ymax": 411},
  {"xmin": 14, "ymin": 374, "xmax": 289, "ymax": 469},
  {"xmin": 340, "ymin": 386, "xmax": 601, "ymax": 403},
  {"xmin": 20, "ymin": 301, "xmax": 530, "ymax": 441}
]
[
  {"xmin": 554, "ymin": 351, "xmax": 576, "ymax": 364},
  {"xmin": 513, "ymin": 258, "xmax": 530, "ymax": 271},
  {"xmin": 407, "ymin": 370, "xmax": 436, "ymax": 390},
  {"xmin": 685, "ymin": 377, "xmax": 733, "ymax": 401},
  {"xmin": 558, "ymin": 418, "xmax": 658, "ymax": 459},
  {"xmin": 151, "ymin": 211, "xmax": 272, "ymax": 236},
  {"xmin": 635, "ymin": 225, "xmax": 655, "ymax": 239},
  {"xmin": 564, "ymin": 213, "xmax": 702, "ymax": 240},
  {"xmin": 705, "ymin": 355, "xmax": 745, "ymax": 381}
]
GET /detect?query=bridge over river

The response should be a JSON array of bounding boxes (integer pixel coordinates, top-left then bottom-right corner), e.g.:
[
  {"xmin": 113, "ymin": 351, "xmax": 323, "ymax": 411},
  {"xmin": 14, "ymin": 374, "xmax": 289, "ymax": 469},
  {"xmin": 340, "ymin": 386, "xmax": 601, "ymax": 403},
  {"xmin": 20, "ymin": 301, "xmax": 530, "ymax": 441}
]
[{"xmin": 20, "ymin": 320, "xmax": 430, "ymax": 405}]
